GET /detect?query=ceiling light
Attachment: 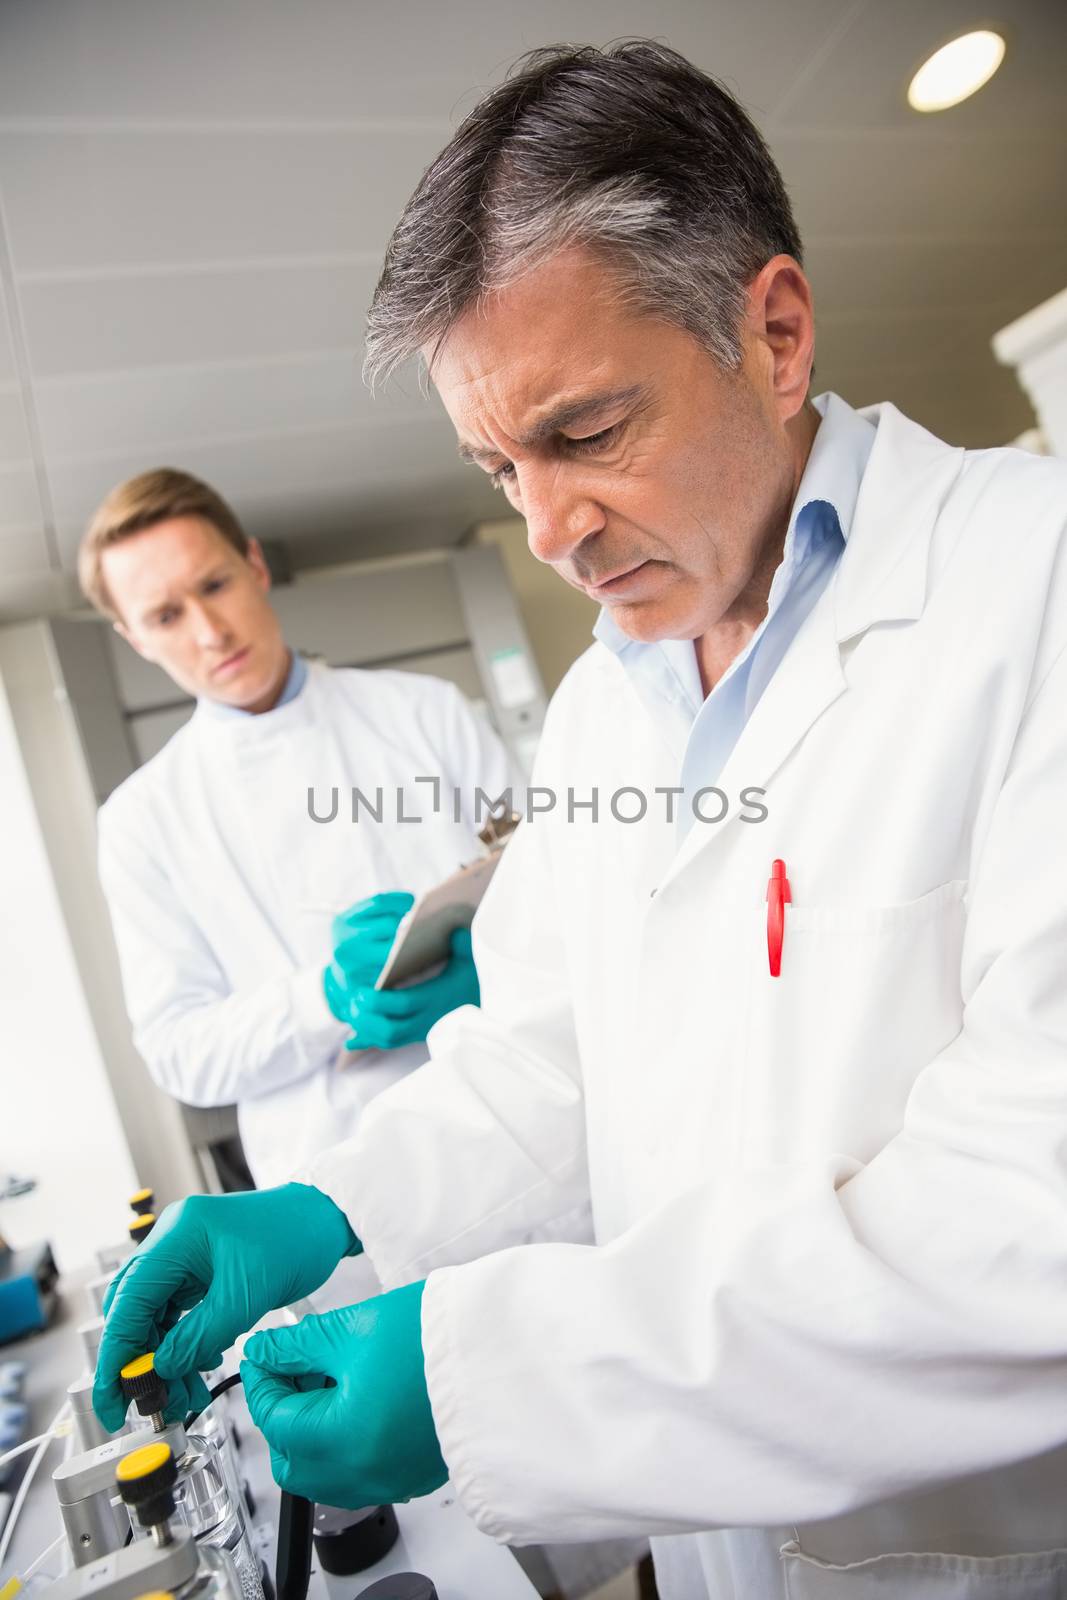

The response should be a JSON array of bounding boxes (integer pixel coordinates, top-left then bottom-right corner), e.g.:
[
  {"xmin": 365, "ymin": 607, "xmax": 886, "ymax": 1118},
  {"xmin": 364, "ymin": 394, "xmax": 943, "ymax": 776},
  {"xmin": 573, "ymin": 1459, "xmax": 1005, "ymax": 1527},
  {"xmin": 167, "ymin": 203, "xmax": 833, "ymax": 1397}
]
[{"xmin": 907, "ymin": 29, "xmax": 1006, "ymax": 112}]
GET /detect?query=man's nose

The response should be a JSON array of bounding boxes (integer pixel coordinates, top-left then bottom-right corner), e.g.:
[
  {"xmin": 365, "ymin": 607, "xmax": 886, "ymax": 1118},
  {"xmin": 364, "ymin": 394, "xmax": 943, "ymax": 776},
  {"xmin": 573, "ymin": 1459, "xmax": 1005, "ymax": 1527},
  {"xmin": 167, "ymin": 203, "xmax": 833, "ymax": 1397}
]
[
  {"xmin": 190, "ymin": 599, "xmax": 231, "ymax": 648},
  {"xmin": 520, "ymin": 463, "xmax": 605, "ymax": 567}
]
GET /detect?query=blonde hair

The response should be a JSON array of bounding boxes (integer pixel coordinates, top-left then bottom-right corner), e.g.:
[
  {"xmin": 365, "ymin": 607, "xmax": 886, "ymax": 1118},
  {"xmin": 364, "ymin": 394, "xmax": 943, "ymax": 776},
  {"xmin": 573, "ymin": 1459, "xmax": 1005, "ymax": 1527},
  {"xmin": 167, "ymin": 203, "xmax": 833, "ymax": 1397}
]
[{"xmin": 79, "ymin": 467, "xmax": 250, "ymax": 620}]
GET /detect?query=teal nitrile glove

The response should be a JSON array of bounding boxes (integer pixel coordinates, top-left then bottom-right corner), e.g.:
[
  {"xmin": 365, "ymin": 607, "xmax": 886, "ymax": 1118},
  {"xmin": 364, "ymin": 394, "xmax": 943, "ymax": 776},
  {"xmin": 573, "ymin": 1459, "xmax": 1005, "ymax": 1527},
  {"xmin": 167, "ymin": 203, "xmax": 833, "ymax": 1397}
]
[
  {"xmin": 93, "ymin": 1183, "xmax": 360, "ymax": 1434},
  {"xmin": 240, "ymin": 1281, "xmax": 446, "ymax": 1509},
  {"xmin": 323, "ymin": 891, "xmax": 414, "ymax": 1027},
  {"xmin": 342, "ymin": 927, "xmax": 479, "ymax": 1052}
]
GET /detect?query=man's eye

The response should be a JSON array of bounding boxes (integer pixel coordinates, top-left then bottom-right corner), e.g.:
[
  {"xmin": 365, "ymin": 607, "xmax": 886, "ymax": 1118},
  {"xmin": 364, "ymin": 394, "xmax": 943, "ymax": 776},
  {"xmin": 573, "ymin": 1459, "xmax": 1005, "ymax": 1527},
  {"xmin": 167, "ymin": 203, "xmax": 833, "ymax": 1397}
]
[
  {"xmin": 203, "ymin": 576, "xmax": 229, "ymax": 594},
  {"xmin": 489, "ymin": 462, "xmax": 516, "ymax": 491},
  {"xmin": 157, "ymin": 610, "xmax": 178, "ymax": 626},
  {"xmin": 569, "ymin": 424, "xmax": 619, "ymax": 455}
]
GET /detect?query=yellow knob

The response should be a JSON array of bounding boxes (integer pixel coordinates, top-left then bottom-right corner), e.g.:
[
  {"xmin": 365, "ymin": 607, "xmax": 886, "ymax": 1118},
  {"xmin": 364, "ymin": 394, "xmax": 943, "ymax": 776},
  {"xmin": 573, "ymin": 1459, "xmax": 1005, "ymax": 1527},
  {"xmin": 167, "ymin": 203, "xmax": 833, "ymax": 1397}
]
[
  {"xmin": 116, "ymin": 1442, "xmax": 173, "ymax": 1483},
  {"xmin": 133, "ymin": 1593, "xmax": 173, "ymax": 1600},
  {"xmin": 129, "ymin": 1188, "xmax": 153, "ymax": 1206},
  {"xmin": 119, "ymin": 1352, "xmax": 155, "ymax": 1381},
  {"xmin": 130, "ymin": 1214, "xmax": 156, "ymax": 1231}
]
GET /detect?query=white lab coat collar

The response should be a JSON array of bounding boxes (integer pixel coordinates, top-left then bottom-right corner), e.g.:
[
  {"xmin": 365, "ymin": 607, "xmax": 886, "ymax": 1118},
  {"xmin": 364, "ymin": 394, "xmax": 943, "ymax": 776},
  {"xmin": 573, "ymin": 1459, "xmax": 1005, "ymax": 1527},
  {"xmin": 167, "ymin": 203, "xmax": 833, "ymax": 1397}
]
[
  {"xmin": 191, "ymin": 656, "xmax": 330, "ymax": 746},
  {"xmin": 835, "ymin": 401, "xmax": 966, "ymax": 642},
  {"xmin": 656, "ymin": 401, "xmax": 967, "ymax": 891},
  {"xmin": 197, "ymin": 649, "xmax": 309, "ymax": 721}
]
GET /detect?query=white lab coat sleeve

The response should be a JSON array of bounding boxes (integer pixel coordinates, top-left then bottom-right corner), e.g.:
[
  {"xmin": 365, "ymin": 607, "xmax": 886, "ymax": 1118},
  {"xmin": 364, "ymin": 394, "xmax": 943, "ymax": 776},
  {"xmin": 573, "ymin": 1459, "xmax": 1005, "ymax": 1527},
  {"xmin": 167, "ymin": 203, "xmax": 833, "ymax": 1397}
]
[
  {"xmin": 304, "ymin": 792, "xmax": 590, "ymax": 1286},
  {"xmin": 421, "ymin": 640, "xmax": 1067, "ymax": 1545},
  {"xmin": 98, "ymin": 800, "xmax": 345, "ymax": 1109}
]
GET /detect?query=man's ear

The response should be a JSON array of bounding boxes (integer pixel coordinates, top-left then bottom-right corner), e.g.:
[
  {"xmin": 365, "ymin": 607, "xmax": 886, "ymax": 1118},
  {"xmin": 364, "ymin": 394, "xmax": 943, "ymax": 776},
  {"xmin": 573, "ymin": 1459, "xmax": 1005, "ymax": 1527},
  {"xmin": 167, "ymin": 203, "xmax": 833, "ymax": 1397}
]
[
  {"xmin": 247, "ymin": 538, "xmax": 272, "ymax": 594},
  {"xmin": 112, "ymin": 617, "xmax": 155, "ymax": 663}
]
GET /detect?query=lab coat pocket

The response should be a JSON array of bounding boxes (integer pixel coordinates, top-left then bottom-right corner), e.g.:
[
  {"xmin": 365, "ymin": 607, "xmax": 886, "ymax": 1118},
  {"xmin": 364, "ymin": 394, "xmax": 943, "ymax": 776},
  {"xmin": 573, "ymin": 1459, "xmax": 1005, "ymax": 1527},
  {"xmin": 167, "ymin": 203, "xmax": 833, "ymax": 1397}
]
[
  {"xmin": 741, "ymin": 880, "xmax": 967, "ymax": 1162},
  {"xmin": 780, "ymin": 1537, "xmax": 1067, "ymax": 1599}
]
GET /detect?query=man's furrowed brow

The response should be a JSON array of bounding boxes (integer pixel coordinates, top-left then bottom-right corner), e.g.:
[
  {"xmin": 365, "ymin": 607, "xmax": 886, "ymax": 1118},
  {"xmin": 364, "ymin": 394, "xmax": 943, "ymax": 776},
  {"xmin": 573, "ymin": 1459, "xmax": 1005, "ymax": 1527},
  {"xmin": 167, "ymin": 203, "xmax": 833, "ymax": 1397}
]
[
  {"xmin": 456, "ymin": 383, "xmax": 649, "ymax": 465},
  {"xmin": 457, "ymin": 441, "xmax": 496, "ymax": 466},
  {"xmin": 523, "ymin": 384, "xmax": 649, "ymax": 446}
]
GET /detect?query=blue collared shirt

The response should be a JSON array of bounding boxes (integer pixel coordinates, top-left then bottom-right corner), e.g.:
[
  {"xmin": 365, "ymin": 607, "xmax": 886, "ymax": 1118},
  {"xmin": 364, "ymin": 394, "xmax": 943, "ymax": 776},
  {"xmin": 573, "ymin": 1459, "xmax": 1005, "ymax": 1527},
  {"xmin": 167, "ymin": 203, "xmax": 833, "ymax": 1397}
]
[
  {"xmin": 593, "ymin": 391, "xmax": 876, "ymax": 835},
  {"xmin": 198, "ymin": 649, "xmax": 308, "ymax": 720}
]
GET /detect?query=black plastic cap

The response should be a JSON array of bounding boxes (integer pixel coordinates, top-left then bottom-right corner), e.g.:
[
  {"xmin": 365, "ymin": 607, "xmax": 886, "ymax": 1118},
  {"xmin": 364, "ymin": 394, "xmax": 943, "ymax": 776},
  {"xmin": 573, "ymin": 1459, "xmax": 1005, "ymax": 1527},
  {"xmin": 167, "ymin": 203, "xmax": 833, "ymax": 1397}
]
[
  {"xmin": 119, "ymin": 1356, "xmax": 168, "ymax": 1418},
  {"xmin": 115, "ymin": 1442, "xmax": 179, "ymax": 1527},
  {"xmin": 313, "ymin": 1505, "xmax": 399, "ymax": 1576},
  {"xmin": 356, "ymin": 1578, "xmax": 437, "ymax": 1600}
]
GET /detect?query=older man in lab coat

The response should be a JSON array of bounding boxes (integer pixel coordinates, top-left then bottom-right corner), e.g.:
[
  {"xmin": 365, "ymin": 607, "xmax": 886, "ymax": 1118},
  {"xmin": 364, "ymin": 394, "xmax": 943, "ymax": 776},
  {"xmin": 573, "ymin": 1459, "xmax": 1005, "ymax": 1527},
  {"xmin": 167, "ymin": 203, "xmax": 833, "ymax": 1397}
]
[{"xmin": 97, "ymin": 43, "xmax": 1067, "ymax": 1600}]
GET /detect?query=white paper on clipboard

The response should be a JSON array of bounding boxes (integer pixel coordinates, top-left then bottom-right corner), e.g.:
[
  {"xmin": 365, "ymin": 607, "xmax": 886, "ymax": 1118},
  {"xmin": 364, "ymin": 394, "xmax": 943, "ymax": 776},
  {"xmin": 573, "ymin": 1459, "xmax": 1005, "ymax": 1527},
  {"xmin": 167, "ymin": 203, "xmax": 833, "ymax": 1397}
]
[{"xmin": 374, "ymin": 852, "xmax": 502, "ymax": 990}]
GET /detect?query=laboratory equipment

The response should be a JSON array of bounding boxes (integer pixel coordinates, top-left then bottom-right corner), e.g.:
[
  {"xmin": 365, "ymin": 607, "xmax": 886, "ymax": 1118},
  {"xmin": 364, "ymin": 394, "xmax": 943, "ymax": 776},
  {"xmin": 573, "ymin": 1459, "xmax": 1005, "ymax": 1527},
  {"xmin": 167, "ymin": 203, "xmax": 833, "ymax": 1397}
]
[
  {"xmin": 274, "ymin": 1492, "xmax": 312, "ymax": 1600},
  {"xmin": 77, "ymin": 1320, "xmax": 104, "ymax": 1374},
  {"xmin": 84, "ymin": 1274, "xmax": 114, "ymax": 1319},
  {"xmin": 0, "ymin": 1240, "xmax": 57, "ymax": 1344},
  {"xmin": 0, "ymin": 1360, "xmax": 29, "ymax": 1482},
  {"xmin": 118, "ymin": 1356, "xmax": 262, "ymax": 1600},
  {"xmin": 66, "ymin": 1375, "xmax": 115, "ymax": 1452},
  {"xmin": 52, "ymin": 1417, "xmax": 189, "ymax": 1565},
  {"xmin": 312, "ymin": 1505, "xmax": 399, "ymax": 1576},
  {"xmin": 0, "ymin": 1399, "xmax": 29, "ymax": 1489},
  {"xmin": 44, "ymin": 1442, "xmax": 241, "ymax": 1600},
  {"xmin": 119, "ymin": 1355, "xmax": 167, "ymax": 1431},
  {"xmin": 95, "ymin": 1188, "xmax": 156, "ymax": 1275},
  {"xmin": 127, "ymin": 1215, "xmax": 155, "ymax": 1248},
  {"xmin": 357, "ymin": 1577, "xmax": 437, "ymax": 1599}
]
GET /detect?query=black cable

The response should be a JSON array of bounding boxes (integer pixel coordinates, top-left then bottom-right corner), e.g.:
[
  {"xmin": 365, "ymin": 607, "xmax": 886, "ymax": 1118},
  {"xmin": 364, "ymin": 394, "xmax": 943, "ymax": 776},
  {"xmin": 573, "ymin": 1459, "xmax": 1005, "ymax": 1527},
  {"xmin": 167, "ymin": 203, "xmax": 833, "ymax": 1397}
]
[
  {"xmin": 184, "ymin": 1372, "xmax": 243, "ymax": 1430},
  {"xmin": 275, "ymin": 1493, "xmax": 314, "ymax": 1600}
]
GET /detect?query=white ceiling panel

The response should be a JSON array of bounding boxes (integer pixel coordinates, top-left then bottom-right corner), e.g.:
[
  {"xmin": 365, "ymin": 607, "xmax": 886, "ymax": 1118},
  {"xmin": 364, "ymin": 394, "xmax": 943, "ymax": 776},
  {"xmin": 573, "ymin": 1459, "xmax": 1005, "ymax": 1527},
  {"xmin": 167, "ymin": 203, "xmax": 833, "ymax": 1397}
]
[
  {"xmin": 18, "ymin": 260, "xmax": 380, "ymax": 377},
  {"xmin": 777, "ymin": 129, "xmax": 1056, "ymax": 241},
  {"xmin": 811, "ymin": 303, "xmax": 995, "ymax": 376},
  {"xmin": 0, "ymin": 387, "xmax": 32, "ymax": 465},
  {"xmin": 34, "ymin": 352, "xmax": 422, "ymax": 461},
  {"xmin": 0, "ymin": 127, "xmax": 445, "ymax": 275},
  {"xmin": 0, "ymin": 0, "xmax": 1062, "ymax": 610},
  {"xmin": 0, "ymin": 0, "xmax": 856, "ymax": 126},
  {"xmin": 0, "ymin": 285, "xmax": 17, "ymax": 384},
  {"xmin": 0, "ymin": 462, "xmax": 45, "ymax": 533},
  {"xmin": 0, "ymin": 524, "xmax": 50, "ymax": 576},
  {"xmin": 804, "ymin": 232, "xmax": 1067, "ymax": 322},
  {"xmin": 48, "ymin": 412, "xmax": 498, "ymax": 547}
]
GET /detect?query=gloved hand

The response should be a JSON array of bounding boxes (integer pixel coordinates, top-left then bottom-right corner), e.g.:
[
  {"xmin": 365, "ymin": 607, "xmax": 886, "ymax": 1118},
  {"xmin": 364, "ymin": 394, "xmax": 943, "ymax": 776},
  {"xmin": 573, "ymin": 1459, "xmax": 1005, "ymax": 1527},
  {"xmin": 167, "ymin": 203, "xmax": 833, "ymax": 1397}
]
[
  {"xmin": 337, "ymin": 927, "xmax": 479, "ymax": 1051},
  {"xmin": 94, "ymin": 1183, "xmax": 360, "ymax": 1433},
  {"xmin": 323, "ymin": 891, "xmax": 413, "ymax": 1026},
  {"xmin": 240, "ymin": 1281, "xmax": 446, "ymax": 1508}
]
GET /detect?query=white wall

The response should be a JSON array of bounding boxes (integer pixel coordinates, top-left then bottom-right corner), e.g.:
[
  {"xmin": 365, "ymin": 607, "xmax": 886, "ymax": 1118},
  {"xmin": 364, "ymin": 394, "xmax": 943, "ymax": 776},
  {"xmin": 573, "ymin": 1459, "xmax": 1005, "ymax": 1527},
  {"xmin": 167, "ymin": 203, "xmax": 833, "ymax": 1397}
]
[
  {"xmin": 475, "ymin": 517, "xmax": 599, "ymax": 695},
  {"xmin": 0, "ymin": 627, "xmax": 139, "ymax": 1270}
]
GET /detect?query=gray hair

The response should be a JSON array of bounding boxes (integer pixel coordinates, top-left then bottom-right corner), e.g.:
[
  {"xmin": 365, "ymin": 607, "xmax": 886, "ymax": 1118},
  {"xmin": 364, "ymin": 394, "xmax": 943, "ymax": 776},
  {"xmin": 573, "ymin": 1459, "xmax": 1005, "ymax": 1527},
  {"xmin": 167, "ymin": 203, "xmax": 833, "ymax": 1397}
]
[{"xmin": 364, "ymin": 40, "xmax": 804, "ymax": 386}]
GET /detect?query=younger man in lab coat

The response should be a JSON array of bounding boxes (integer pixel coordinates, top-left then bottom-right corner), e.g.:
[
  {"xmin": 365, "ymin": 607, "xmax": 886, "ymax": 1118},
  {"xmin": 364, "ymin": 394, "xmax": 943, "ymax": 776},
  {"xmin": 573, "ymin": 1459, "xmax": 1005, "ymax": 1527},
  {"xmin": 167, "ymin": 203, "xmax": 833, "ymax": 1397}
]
[{"xmin": 79, "ymin": 468, "xmax": 519, "ymax": 1197}]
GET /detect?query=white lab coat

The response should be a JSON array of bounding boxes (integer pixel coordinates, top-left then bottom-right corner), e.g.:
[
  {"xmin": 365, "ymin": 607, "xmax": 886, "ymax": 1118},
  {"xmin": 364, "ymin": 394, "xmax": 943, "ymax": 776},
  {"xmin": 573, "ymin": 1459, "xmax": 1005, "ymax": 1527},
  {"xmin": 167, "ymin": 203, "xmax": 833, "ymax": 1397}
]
[
  {"xmin": 98, "ymin": 661, "xmax": 519, "ymax": 1191},
  {"xmin": 100, "ymin": 660, "xmax": 642, "ymax": 1599},
  {"xmin": 308, "ymin": 403, "xmax": 1067, "ymax": 1600}
]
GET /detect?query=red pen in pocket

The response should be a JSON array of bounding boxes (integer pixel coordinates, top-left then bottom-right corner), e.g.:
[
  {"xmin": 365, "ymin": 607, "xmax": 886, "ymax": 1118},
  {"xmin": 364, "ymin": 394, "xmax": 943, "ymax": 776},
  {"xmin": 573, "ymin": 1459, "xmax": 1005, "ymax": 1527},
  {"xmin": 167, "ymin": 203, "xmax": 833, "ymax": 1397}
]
[{"xmin": 766, "ymin": 858, "xmax": 791, "ymax": 977}]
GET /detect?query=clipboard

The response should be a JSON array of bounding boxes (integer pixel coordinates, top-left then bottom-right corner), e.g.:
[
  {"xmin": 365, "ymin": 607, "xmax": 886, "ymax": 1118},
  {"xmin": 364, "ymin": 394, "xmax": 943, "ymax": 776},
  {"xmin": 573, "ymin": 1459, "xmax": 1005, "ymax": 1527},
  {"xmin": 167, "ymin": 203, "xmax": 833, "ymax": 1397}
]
[{"xmin": 374, "ymin": 811, "xmax": 520, "ymax": 990}]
